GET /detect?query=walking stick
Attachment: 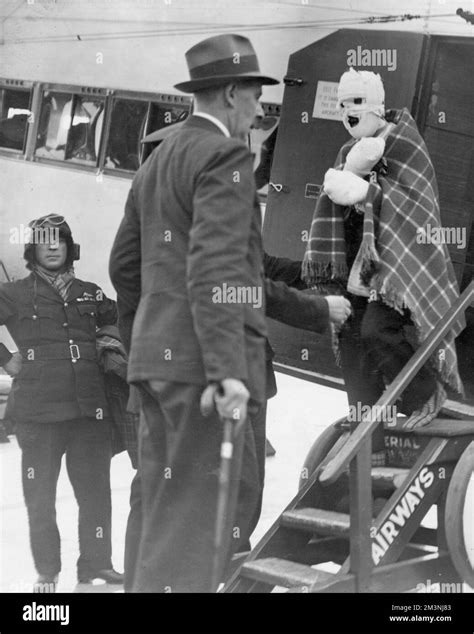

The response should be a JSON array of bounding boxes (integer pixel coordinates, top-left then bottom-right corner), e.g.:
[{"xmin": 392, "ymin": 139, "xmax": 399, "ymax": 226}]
[{"xmin": 211, "ymin": 415, "xmax": 237, "ymax": 592}]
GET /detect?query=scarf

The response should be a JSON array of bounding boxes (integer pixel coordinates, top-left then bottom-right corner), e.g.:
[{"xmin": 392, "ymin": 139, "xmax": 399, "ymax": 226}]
[
  {"xmin": 302, "ymin": 108, "xmax": 464, "ymax": 394},
  {"xmin": 34, "ymin": 265, "xmax": 75, "ymax": 301}
]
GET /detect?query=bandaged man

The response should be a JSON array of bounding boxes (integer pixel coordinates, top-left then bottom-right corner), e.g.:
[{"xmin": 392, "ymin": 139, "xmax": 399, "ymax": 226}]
[{"xmin": 302, "ymin": 68, "xmax": 463, "ymax": 459}]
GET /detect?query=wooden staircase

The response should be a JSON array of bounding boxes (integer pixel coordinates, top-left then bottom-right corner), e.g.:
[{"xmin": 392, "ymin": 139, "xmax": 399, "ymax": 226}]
[
  {"xmin": 223, "ymin": 281, "xmax": 474, "ymax": 593},
  {"xmin": 224, "ymin": 420, "xmax": 473, "ymax": 592}
]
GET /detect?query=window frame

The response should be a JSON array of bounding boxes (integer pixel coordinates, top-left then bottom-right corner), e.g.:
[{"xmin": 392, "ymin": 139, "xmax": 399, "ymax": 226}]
[
  {"xmin": 101, "ymin": 89, "xmax": 192, "ymax": 178},
  {"xmin": 0, "ymin": 78, "xmax": 35, "ymax": 158},
  {"xmin": 32, "ymin": 82, "xmax": 108, "ymax": 173},
  {"xmin": 0, "ymin": 79, "xmax": 279, "ymax": 186}
]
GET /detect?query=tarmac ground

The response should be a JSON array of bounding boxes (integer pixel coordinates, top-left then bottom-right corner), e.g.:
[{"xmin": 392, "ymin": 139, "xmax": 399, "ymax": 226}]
[{"xmin": 1, "ymin": 372, "xmax": 472, "ymax": 593}]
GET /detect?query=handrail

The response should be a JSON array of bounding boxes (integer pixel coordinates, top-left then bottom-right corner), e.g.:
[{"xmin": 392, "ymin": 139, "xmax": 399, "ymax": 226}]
[{"xmin": 320, "ymin": 279, "xmax": 474, "ymax": 485}]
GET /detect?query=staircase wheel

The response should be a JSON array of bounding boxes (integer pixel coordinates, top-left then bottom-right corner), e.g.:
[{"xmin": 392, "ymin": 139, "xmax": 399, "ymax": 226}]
[
  {"xmin": 445, "ymin": 441, "xmax": 474, "ymax": 588},
  {"xmin": 298, "ymin": 417, "xmax": 345, "ymax": 490}
]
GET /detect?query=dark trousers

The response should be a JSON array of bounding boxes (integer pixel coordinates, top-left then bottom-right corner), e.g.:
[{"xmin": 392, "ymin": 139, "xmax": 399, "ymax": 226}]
[
  {"xmin": 339, "ymin": 298, "xmax": 437, "ymax": 450},
  {"xmin": 15, "ymin": 419, "xmax": 113, "ymax": 578},
  {"xmin": 123, "ymin": 400, "xmax": 266, "ymax": 591},
  {"xmin": 130, "ymin": 381, "xmax": 260, "ymax": 593},
  {"xmin": 237, "ymin": 401, "xmax": 267, "ymax": 551},
  {"xmin": 124, "ymin": 470, "xmax": 141, "ymax": 592},
  {"xmin": 235, "ymin": 359, "xmax": 275, "ymax": 550}
]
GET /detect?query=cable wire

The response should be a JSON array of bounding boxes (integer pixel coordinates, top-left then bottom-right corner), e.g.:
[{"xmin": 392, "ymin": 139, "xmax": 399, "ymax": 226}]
[{"xmin": 3, "ymin": 11, "xmax": 467, "ymax": 45}]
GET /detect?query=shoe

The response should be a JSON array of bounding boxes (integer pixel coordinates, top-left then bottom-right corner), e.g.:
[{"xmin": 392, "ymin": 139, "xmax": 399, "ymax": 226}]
[
  {"xmin": 403, "ymin": 383, "xmax": 447, "ymax": 430},
  {"xmin": 33, "ymin": 574, "xmax": 58, "ymax": 593},
  {"xmin": 78, "ymin": 568, "xmax": 124, "ymax": 584}
]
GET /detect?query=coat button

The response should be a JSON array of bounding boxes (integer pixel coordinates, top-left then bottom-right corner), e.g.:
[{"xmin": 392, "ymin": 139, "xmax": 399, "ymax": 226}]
[
  {"xmin": 64, "ymin": 302, "xmax": 68, "ymax": 307},
  {"xmin": 69, "ymin": 339, "xmax": 74, "ymax": 344},
  {"xmin": 71, "ymin": 358, "xmax": 77, "ymax": 363},
  {"xmin": 63, "ymin": 322, "xmax": 68, "ymax": 327},
  {"xmin": 32, "ymin": 315, "xmax": 38, "ymax": 320}
]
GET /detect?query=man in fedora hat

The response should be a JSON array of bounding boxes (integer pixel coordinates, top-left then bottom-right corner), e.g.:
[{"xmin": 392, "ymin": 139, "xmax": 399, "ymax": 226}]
[
  {"xmin": 110, "ymin": 33, "xmax": 279, "ymax": 592},
  {"xmin": 116, "ymin": 115, "xmax": 350, "ymax": 589}
]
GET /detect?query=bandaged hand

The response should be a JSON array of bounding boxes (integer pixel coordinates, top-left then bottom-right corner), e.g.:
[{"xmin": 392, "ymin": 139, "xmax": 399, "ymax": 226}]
[
  {"xmin": 323, "ymin": 168, "xmax": 369, "ymax": 206},
  {"xmin": 344, "ymin": 137, "xmax": 385, "ymax": 177}
]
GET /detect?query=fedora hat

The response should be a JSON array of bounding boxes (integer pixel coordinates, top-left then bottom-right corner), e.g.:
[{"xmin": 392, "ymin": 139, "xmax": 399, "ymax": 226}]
[{"xmin": 174, "ymin": 33, "xmax": 279, "ymax": 93}]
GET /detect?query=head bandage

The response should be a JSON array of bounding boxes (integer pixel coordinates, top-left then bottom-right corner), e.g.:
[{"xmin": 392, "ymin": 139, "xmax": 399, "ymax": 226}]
[{"xmin": 337, "ymin": 68, "xmax": 385, "ymax": 117}]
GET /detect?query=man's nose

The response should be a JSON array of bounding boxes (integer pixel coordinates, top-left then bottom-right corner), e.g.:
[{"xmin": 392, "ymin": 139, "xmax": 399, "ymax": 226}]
[{"xmin": 252, "ymin": 103, "xmax": 264, "ymax": 129}]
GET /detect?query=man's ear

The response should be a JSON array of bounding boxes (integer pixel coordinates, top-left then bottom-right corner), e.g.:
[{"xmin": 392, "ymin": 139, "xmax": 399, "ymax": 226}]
[{"xmin": 223, "ymin": 83, "xmax": 237, "ymax": 108}]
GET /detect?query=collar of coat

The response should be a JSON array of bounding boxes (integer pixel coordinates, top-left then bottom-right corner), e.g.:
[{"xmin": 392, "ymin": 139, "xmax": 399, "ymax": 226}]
[{"xmin": 182, "ymin": 114, "xmax": 229, "ymax": 137}]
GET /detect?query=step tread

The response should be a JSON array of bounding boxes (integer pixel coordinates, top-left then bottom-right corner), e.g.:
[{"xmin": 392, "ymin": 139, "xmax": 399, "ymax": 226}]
[
  {"xmin": 384, "ymin": 417, "xmax": 474, "ymax": 436},
  {"xmin": 281, "ymin": 508, "xmax": 350, "ymax": 536},
  {"xmin": 371, "ymin": 467, "xmax": 410, "ymax": 489},
  {"xmin": 412, "ymin": 418, "xmax": 474, "ymax": 437},
  {"xmin": 441, "ymin": 399, "xmax": 474, "ymax": 420},
  {"xmin": 241, "ymin": 557, "xmax": 335, "ymax": 588}
]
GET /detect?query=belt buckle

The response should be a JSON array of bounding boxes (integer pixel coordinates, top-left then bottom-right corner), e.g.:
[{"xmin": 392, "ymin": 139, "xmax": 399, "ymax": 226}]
[{"xmin": 69, "ymin": 344, "xmax": 80, "ymax": 360}]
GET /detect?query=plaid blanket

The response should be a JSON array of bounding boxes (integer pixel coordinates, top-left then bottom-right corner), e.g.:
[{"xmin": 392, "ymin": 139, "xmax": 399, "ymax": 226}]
[{"xmin": 302, "ymin": 108, "xmax": 463, "ymax": 394}]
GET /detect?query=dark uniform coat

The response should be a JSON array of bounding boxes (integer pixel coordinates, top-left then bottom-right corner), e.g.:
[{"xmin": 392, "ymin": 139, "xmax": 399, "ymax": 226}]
[{"xmin": 0, "ymin": 274, "xmax": 117, "ymax": 423}]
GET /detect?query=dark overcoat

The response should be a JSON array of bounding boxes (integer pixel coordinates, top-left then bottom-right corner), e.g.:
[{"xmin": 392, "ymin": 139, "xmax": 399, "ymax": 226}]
[{"xmin": 110, "ymin": 115, "xmax": 267, "ymax": 403}]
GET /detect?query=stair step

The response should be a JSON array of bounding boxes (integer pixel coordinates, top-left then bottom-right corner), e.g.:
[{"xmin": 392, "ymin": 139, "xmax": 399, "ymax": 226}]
[
  {"xmin": 371, "ymin": 467, "xmax": 409, "ymax": 491},
  {"xmin": 281, "ymin": 508, "xmax": 350, "ymax": 537},
  {"xmin": 412, "ymin": 418, "xmax": 474, "ymax": 437},
  {"xmin": 240, "ymin": 557, "xmax": 335, "ymax": 588},
  {"xmin": 441, "ymin": 399, "xmax": 474, "ymax": 420}
]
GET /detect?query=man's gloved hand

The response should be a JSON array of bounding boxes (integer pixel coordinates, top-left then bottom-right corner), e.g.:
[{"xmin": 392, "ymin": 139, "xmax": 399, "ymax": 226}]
[
  {"xmin": 3, "ymin": 351, "xmax": 22, "ymax": 377},
  {"xmin": 325, "ymin": 296, "xmax": 352, "ymax": 326},
  {"xmin": 323, "ymin": 168, "xmax": 369, "ymax": 206},
  {"xmin": 200, "ymin": 378, "xmax": 249, "ymax": 431},
  {"xmin": 344, "ymin": 137, "xmax": 385, "ymax": 177}
]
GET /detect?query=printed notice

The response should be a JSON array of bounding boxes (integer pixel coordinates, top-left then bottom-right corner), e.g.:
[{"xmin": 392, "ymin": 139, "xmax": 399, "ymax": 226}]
[{"xmin": 312, "ymin": 81, "xmax": 341, "ymax": 121}]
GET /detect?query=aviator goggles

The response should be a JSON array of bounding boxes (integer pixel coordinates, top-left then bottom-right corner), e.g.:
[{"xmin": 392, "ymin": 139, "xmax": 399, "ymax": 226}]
[{"xmin": 28, "ymin": 214, "xmax": 66, "ymax": 229}]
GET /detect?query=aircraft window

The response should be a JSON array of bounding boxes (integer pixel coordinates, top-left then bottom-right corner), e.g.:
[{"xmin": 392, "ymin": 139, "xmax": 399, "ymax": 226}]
[
  {"xmin": 147, "ymin": 102, "xmax": 189, "ymax": 135},
  {"xmin": 105, "ymin": 98, "xmax": 149, "ymax": 171},
  {"xmin": 140, "ymin": 103, "xmax": 190, "ymax": 164},
  {"xmin": 35, "ymin": 91, "xmax": 104, "ymax": 166},
  {"xmin": 0, "ymin": 87, "xmax": 32, "ymax": 152},
  {"xmin": 250, "ymin": 114, "xmax": 279, "ymax": 196}
]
